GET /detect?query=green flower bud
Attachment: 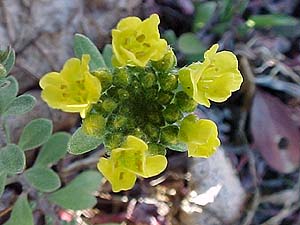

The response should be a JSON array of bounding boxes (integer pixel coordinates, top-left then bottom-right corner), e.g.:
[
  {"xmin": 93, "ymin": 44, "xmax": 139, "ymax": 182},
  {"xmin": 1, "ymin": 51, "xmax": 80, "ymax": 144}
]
[
  {"xmin": 93, "ymin": 70, "xmax": 112, "ymax": 91},
  {"xmin": 157, "ymin": 91, "xmax": 174, "ymax": 105},
  {"xmin": 132, "ymin": 127, "xmax": 147, "ymax": 140},
  {"xmin": 104, "ymin": 132, "xmax": 124, "ymax": 150},
  {"xmin": 162, "ymin": 104, "xmax": 182, "ymax": 124},
  {"xmin": 144, "ymin": 123, "xmax": 160, "ymax": 141},
  {"xmin": 141, "ymin": 72, "xmax": 157, "ymax": 88},
  {"xmin": 111, "ymin": 115, "xmax": 128, "ymax": 130},
  {"xmin": 118, "ymin": 89, "xmax": 130, "ymax": 100},
  {"xmin": 159, "ymin": 73, "xmax": 178, "ymax": 91},
  {"xmin": 148, "ymin": 143, "xmax": 166, "ymax": 156},
  {"xmin": 175, "ymin": 91, "xmax": 197, "ymax": 112},
  {"xmin": 113, "ymin": 68, "xmax": 130, "ymax": 87},
  {"xmin": 152, "ymin": 48, "xmax": 177, "ymax": 71},
  {"xmin": 145, "ymin": 85, "xmax": 158, "ymax": 101},
  {"xmin": 82, "ymin": 114, "xmax": 106, "ymax": 137},
  {"xmin": 160, "ymin": 125, "xmax": 179, "ymax": 145},
  {"xmin": 148, "ymin": 111, "xmax": 165, "ymax": 126},
  {"xmin": 130, "ymin": 77, "xmax": 142, "ymax": 95},
  {"xmin": 102, "ymin": 97, "xmax": 118, "ymax": 113}
]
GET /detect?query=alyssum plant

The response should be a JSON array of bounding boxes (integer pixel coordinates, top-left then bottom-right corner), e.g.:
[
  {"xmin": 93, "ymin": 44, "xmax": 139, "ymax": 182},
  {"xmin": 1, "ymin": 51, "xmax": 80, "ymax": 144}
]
[{"xmin": 39, "ymin": 14, "xmax": 243, "ymax": 192}]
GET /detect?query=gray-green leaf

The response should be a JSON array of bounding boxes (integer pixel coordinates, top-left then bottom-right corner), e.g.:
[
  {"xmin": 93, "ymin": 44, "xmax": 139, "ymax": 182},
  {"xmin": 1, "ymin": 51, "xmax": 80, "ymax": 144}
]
[
  {"xmin": 4, "ymin": 195, "xmax": 34, "ymax": 225},
  {"xmin": 2, "ymin": 48, "xmax": 15, "ymax": 76},
  {"xmin": 18, "ymin": 118, "xmax": 53, "ymax": 151},
  {"xmin": 0, "ymin": 144, "xmax": 25, "ymax": 174},
  {"xmin": 24, "ymin": 167, "xmax": 61, "ymax": 192},
  {"xmin": 193, "ymin": 1, "xmax": 217, "ymax": 31},
  {"xmin": 167, "ymin": 142, "xmax": 187, "ymax": 152},
  {"xmin": 0, "ymin": 76, "xmax": 18, "ymax": 114},
  {"xmin": 102, "ymin": 44, "xmax": 113, "ymax": 69},
  {"xmin": 68, "ymin": 127, "xmax": 102, "ymax": 155},
  {"xmin": 4, "ymin": 94, "xmax": 36, "ymax": 116},
  {"xmin": 48, "ymin": 170, "xmax": 102, "ymax": 210},
  {"xmin": 0, "ymin": 172, "xmax": 6, "ymax": 198},
  {"xmin": 35, "ymin": 132, "xmax": 70, "ymax": 166},
  {"xmin": 178, "ymin": 33, "xmax": 205, "ymax": 55},
  {"xmin": 247, "ymin": 14, "xmax": 299, "ymax": 28},
  {"xmin": 74, "ymin": 34, "xmax": 107, "ymax": 71}
]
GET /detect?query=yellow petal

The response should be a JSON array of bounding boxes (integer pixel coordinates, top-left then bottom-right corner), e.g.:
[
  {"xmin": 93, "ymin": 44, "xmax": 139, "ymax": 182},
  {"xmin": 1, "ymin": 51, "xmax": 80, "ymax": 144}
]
[
  {"xmin": 142, "ymin": 155, "xmax": 167, "ymax": 178},
  {"xmin": 39, "ymin": 72, "xmax": 62, "ymax": 89},
  {"xmin": 97, "ymin": 157, "xmax": 136, "ymax": 192},
  {"xmin": 117, "ymin": 17, "xmax": 141, "ymax": 30}
]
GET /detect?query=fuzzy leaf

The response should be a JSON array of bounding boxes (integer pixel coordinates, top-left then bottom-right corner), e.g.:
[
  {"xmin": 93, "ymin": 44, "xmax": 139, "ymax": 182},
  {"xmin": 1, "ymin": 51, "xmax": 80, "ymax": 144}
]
[
  {"xmin": 0, "ymin": 76, "xmax": 18, "ymax": 114},
  {"xmin": 167, "ymin": 142, "xmax": 187, "ymax": 152},
  {"xmin": 193, "ymin": 1, "xmax": 217, "ymax": 31},
  {"xmin": 0, "ymin": 172, "xmax": 6, "ymax": 198},
  {"xmin": 2, "ymin": 48, "xmax": 15, "ymax": 76},
  {"xmin": 68, "ymin": 127, "xmax": 102, "ymax": 155},
  {"xmin": 4, "ymin": 94, "xmax": 36, "ymax": 116},
  {"xmin": 74, "ymin": 34, "xmax": 107, "ymax": 71},
  {"xmin": 4, "ymin": 195, "xmax": 34, "ymax": 225},
  {"xmin": 0, "ymin": 144, "xmax": 25, "ymax": 174},
  {"xmin": 48, "ymin": 170, "xmax": 102, "ymax": 210},
  {"xmin": 35, "ymin": 132, "xmax": 70, "ymax": 166},
  {"xmin": 18, "ymin": 118, "xmax": 53, "ymax": 151},
  {"xmin": 24, "ymin": 167, "xmax": 61, "ymax": 192},
  {"xmin": 247, "ymin": 14, "xmax": 299, "ymax": 28},
  {"xmin": 103, "ymin": 44, "xmax": 113, "ymax": 69},
  {"xmin": 178, "ymin": 33, "xmax": 205, "ymax": 55}
]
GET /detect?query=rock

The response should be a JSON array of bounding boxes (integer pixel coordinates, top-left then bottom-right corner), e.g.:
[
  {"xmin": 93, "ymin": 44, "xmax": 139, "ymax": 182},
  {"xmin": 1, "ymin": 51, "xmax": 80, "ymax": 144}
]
[
  {"xmin": 180, "ymin": 148, "xmax": 246, "ymax": 225},
  {"xmin": 0, "ymin": 0, "xmax": 142, "ymax": 93}
]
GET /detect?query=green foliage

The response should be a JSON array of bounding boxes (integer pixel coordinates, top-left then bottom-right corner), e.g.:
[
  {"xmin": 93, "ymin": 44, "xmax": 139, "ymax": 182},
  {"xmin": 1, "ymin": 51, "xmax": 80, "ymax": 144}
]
[
  {"xmin": 178, "ymin": 33, "xmax": 205, "ymax": 55},
  {"xmin": 74, "ymin": 34, "xmax": 107, "ymax": 71},
  {"xmin": 0, "ymin": 47, "xmax": 15, "ymax": 77},
  {"xmin": 0, "ymin": 172, "xmax": 6, "ymax": 198},
  {"xmin": 18, "ymin": 118, "xmax": 53, "ymax": 151},
  {"xmin": 0, "ymin": 76, "xmax": 18, "ymax": 114},
  {"xmin": 48, "ymin": 171, "xmax": 102, "ymax": 210},
  {"xmin": 0, "ymin": 144, "xmax": 25, "ymax": 174},
  {"xmin": 4, "ymin": 94, "xmax": 36, "ymax": 116},
  {"xmin": 193, "ymin": 1, "xmax": 217, "ymax": 31},
  {"xmin": 35, "ymin": 132, "xmax": 70, "ymax": 166},
  {"xmin": 162, "ymin": 30, "xmax": 177, "ymax": 48},
  {"xmin": 68, "ymin": 127, "xmax": 102, "ymax": 155},
  {"xmin": 247, "ymin": 14, "xmax": 299, "ymax": 28},
  {"xmin": 103, "ymin": 44, "xmax": 113, "ymax": 69},
  {"xmin": 4, "ymin": 195, "xmax": 34, "ymax": 225},
  {"xmin": 24, "ymin": 167, "xmax": 61, "ymax": 192}
]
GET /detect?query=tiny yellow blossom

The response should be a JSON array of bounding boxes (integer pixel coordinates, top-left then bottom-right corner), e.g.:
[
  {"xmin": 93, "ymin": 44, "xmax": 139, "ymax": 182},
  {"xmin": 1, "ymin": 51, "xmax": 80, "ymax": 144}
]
[
  {"xmin": 112, "ymin": 14, "xmax": 168, "ymax": 67},
  {"xmin": 179, "ymin": 115, "xmax": 220, "ymax": 157},
  {"xmin": 39, "ymin": 55, "xmax": 101, "ymax": 118},
  {"xmin": 97, "ymin": 136, "xmax": 167, "ymax": 192},
  {"xmin": 97, "ymin": 157, "xmax": 137, "ymax": 192},
  {"xmin": 179, "ymin": 44, "xmax": 243, "ymax": 107}
]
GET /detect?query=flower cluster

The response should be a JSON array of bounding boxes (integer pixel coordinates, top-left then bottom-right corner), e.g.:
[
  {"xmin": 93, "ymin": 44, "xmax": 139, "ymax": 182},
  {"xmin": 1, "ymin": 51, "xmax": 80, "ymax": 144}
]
[{"xmin": 40, "ymin": 14, "xmax": 243, "ymax": 192}]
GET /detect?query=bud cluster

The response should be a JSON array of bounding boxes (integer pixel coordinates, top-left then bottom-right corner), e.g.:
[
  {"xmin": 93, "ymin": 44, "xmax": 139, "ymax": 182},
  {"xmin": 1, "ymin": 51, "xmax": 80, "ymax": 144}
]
[{"xmin": 83, "ymin": 55, "xmax": 197, "ymax": 152}]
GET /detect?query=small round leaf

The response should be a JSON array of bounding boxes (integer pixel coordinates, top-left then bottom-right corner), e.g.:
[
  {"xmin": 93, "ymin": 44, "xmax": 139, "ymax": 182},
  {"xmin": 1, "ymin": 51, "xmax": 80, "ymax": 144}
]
[
  {"xmin": 24, "ymin": 167, "xmax": 61, "ymax": 192},
  {"xmin": 35, "ymin": 132, "xmax": 71, "ymax": 166},
  {"xmin": 4, "ymin": 94, "xmax": 36, "ymax": 115},
  {"xmin": 18, "ymin": 118, "xmax": 53, "ymax": 151},
  {"xmin": 68, "ymin": 127, "xmax": 102, "ymax": 155},
  {"xmin": 0, "ymin": 144, "xmax": 25, "ymax": 174}
]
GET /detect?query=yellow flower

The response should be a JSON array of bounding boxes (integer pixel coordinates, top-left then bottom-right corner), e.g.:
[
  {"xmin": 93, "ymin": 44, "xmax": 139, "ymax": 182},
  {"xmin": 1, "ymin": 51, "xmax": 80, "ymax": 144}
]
[
  {"xmin": 97, "ymin": 136, "xmax": 167, "ymax": 192},
  {"xmin": 112, "ymin": 14, "xmax": 168, "ymax": 67},
  {"xmin": 179, "ymin": 44, "xmax": 243, "ymax": 107},
  {"xmin": 179, "ymin": 115, "xmax": 220, "ymax": 157},
  {"xmin": 39, "ymin": 55, "xmax": 101, "ymax": 118},
  {"xmin": 97, "ymin": 157, "xmax": 137, "ymax": 192}
]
